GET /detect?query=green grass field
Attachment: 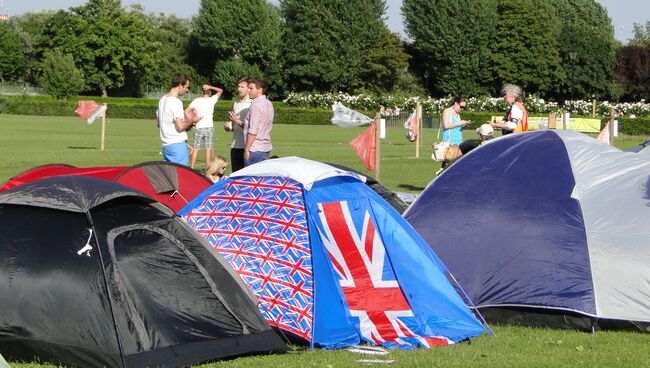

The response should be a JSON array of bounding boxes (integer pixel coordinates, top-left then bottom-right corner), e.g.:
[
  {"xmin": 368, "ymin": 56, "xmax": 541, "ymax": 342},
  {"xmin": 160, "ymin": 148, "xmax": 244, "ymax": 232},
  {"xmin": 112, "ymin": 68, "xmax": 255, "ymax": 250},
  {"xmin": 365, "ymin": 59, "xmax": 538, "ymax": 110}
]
[{"xmin": 2, "ymin": 114, "xmax": 649, "ymax": 367}]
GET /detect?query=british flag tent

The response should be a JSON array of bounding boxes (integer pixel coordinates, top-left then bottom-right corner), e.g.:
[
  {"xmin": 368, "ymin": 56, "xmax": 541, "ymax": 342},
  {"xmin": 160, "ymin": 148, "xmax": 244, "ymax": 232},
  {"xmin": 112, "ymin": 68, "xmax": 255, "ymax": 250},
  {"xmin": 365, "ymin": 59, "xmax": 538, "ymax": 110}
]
[{"xmin": 179, "ymin": 157, "xmax": 487, "ymax": 349}]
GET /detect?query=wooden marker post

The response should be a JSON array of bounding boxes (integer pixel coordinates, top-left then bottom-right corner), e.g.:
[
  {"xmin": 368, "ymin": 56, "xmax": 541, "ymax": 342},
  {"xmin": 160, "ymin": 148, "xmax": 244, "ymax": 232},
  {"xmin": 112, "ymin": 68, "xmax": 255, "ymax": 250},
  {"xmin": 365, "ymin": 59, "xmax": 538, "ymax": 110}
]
[
  {"xmin": 415, "ymin": 101, "xmax": 421, "ymax": 158},
  {"xmin": 100, "ymin": 104, "xmax": 107, "ymax": 151},
  {"xmin": 375, "ymin": 112, "xmax": 381, "ymax": 181},
  {"xmin": 592, "ymin": 99, "xmax": 597, "ymax": 117},
  {"xmin": 609, "ymin": 108, "xmax": 616, "ymax": 146},
  {"xmin": 548, "ymin": 113, "xmax": 556, "ymax": 129}
]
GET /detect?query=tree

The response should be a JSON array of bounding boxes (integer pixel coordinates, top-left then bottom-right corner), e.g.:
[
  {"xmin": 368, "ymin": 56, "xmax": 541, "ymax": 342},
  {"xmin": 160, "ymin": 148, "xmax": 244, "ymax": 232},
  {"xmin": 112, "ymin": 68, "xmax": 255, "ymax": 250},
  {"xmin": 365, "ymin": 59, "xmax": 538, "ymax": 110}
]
[
  {"xmin": 140, "ymin": 13, "xmax": 197, "ymax": 92},
  {"xmin": 630, "ymin": 21, "xmax": 650, "ymax": 47},
  {"xmin": 9, "ymin": 12, "xmax": 54, "ymax": 85},
  {"xmin": 0, "ymin": 21, "xmax": 26, "ymax": 82},
  {"xmin": 280, "ymin": 0, "xmax": 402, "ymax": 94},
  {"xmin": 403, "ymin": 0, "xmax": 498, "ymax": 97},
  {"xmin": 548, "ymin": 0, "xmax": 617, "ymax": 100},
  {"xmin": 360, "ymin": 27, "xmax": 410, "ymax": 94},
  {"xmin": 39, "ymin": 0, "xmax": 157, "ymax": 96},
  {"xmin": 616, "ymin": 45, "xmax": 650, "ymax": 101},
  {"xmin": 490, "ymin": 0, "xmax": 563, "ymax": 97},
  {"xmin": 193, "ymin": 0, "xmax": 282, "ymax": 95},
  {"xmin": 39, "ymin": 49, "xmax": 85, "ymax": 100}
]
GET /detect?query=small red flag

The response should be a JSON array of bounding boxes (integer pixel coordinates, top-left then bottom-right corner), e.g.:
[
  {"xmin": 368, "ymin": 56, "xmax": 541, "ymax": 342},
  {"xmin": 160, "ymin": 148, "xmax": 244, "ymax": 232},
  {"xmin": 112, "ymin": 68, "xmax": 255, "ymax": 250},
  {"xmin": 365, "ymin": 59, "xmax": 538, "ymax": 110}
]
[
  {"xmin": 75, "ymin": 100, "xmax": 100, "ymax": 121},
  {"xmin": 350, "ymin": 123, "xmax": 377, "ymax": 171}
]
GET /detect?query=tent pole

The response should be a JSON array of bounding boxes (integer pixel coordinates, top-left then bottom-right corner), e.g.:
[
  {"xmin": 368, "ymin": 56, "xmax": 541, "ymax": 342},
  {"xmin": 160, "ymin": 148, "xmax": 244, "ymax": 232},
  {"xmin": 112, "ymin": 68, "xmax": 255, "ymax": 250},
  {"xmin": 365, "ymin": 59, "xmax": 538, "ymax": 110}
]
[
  {"xmin": 415, "ymin": 101, "xmax": 421, "ymax": 158},
  {"xmin": 100, "ymin": 104, "xmax": 107, "ymax": 151}
]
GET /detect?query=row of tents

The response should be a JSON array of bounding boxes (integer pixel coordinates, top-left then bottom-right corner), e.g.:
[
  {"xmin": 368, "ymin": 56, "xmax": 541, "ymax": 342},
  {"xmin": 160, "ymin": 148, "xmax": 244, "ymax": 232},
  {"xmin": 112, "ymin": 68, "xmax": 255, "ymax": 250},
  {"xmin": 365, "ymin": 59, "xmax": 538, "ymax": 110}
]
[{"xmin": 0, "ymin": 130, "xmax": 648, "ymax": 367}]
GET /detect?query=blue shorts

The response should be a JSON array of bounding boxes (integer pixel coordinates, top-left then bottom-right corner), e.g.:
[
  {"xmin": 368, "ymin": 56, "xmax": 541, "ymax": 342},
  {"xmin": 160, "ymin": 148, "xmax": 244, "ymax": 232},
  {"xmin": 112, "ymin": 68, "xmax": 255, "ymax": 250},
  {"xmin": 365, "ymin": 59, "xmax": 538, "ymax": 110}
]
[
  {"xmin": 245, "ymin": 151, "xmax": 270, "ymax": 167},
  {"xmin": 163, "ymin": 142, "xmax": 189, "ymax": 166}
]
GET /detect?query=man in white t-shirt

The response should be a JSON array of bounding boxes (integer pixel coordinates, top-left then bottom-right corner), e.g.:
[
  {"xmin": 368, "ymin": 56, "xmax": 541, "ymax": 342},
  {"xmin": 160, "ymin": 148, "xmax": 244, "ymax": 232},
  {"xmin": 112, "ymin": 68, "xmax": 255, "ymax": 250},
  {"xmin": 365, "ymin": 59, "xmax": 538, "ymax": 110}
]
[
  {"xmin": 157, "ymin": 73, "xmax": 201, "ymax": 166},
  {"xmin": 189, "ymin": 84, "xmax": 223, "ymax": 169},
  {"xmin": 226, "ymin": 76, "xmax": 252, "ymax": 172}
]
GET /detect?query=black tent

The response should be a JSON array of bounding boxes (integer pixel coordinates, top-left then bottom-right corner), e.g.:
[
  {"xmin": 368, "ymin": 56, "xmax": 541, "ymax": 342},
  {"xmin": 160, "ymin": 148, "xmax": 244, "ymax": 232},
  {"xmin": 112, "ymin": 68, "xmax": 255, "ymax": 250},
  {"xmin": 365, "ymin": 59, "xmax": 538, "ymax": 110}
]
[
  {"xmin": 325, "ymin": 162, "xmax": 410, "ymax": 213},
  {"xmin": 0, "ymin": 176, "xmax": 286, "ymax": 367}
]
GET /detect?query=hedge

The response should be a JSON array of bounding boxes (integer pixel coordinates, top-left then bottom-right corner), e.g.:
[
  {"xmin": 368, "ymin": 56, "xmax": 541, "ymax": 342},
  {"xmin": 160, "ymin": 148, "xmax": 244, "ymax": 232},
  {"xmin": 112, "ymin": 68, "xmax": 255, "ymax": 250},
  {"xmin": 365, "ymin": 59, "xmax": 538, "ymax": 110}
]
[
  {"xmin": 0, "ymin": 96, "xmax": 334, "ymax": 125},
  {"xmin": 2, "ymin": 95, "xmax": 650, "ymax": 133}
]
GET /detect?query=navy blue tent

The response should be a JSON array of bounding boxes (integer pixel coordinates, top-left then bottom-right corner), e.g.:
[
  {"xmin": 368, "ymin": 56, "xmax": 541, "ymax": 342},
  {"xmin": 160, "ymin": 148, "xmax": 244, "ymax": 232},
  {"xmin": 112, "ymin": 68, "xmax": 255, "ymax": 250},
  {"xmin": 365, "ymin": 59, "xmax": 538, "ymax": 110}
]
[{"xmin": 405, "ymin": 130, "xmax": 650, "ymax": 329}]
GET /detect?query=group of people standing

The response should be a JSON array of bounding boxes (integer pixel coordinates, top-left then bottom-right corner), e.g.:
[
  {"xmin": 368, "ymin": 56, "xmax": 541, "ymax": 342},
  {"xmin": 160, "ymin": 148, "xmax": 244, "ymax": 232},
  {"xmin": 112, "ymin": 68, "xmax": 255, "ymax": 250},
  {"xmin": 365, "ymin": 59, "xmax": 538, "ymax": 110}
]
[
  {"xmin": 437, "ymin": 83, "xmax": 529, "ymax": 172},
  {"xmin": 156, "ymin": 73, "xmax": 274, "ymax": 183}
]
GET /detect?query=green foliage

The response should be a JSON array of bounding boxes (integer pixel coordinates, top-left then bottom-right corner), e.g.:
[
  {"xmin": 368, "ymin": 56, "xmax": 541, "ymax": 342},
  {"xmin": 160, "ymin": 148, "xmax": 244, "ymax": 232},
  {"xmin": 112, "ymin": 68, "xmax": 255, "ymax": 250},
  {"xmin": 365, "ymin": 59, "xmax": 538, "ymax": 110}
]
[
  {"xmin": 491, "ymin": 0, "xmax": 563, "ymax": 96},
  {"xmin": 0, "ymin": 22, "xmax": 26, "ymax": 82},
  {"xmin": 136, "ymin": 13, "xmax": 197, "ymax": 93},
  {"xmin": 280, "ymin": 0, "xmax": 401, "ymax": 94},
  {"xmin": 38, "ymin": 50, "xmax": 85, "ymax": 100},
  {"xmin": 610, "ymin": 117, "xmax": 650, "ymax": 136},
  {"xmin": 629, "ymin": 21, "xmax": 650, "ymax": 47},
  {"xmin": 193, "ymin": 0, "xmax": 282, "ymax": 94},
  {"xmin": 9, "ymin": 11, "xmax": 55, "ymax": 85},
  {"xmin": 212, "ymin": 59, "xmax": 262, "ymax": 97},
  {"xmin": 403, "ymin": 0, "xmax": 498, "ymax": 97},
  {"xmin": 549, "ymin": 0, "xmax": 617, "ymax": 100},
  {"xmin": 39, "ymin": 0, "xmax": 158, "ymax": 97},
  {"xmin": 360, "ymin": 28, "xmax": 410, "ymax": 94}
]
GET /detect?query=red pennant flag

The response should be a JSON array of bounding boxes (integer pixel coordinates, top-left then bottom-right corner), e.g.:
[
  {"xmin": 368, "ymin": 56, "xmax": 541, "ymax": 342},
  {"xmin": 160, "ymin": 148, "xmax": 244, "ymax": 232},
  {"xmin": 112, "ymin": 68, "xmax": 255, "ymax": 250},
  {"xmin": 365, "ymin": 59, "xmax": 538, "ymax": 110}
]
[
  {"xmin": 350, "ymin": 123, "xmax": 377, "ymax": 171},
  {"xmin": 75, "ymin": 100, "xmax": 100, "ymax": 121},
  {"xmin": 597, "ymin": 122, "xmax": 610, "ymax": 145}
]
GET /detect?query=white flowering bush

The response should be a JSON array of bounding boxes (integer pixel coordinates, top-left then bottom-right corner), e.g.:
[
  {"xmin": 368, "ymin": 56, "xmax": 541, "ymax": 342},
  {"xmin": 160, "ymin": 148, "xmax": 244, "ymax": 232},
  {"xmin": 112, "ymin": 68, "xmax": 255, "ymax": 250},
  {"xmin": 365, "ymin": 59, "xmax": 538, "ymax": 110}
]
[{"xmin": 283, "ymin": 92, "xmax": 650, "ymax": 116}]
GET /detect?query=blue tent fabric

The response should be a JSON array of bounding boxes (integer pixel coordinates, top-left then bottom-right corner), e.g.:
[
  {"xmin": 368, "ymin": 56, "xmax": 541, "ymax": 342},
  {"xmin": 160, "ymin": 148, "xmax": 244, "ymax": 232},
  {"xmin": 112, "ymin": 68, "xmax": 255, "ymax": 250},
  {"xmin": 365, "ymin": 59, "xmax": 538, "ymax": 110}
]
[
  {"xmin": 405, "ymin": 131, "xmax": 650, "ymax": 322},
  {"xmin": 180, "ymin": 157, "xmax": 486, "ymax": 349}
]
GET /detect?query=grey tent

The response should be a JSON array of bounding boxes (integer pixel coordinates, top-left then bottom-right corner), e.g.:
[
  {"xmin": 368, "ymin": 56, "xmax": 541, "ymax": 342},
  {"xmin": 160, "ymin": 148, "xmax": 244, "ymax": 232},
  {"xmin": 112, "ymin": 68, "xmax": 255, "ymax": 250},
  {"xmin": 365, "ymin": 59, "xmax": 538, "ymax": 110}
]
[{"xmin": 0, "ymin": 176, "xmax": 285, "ymax": 367}]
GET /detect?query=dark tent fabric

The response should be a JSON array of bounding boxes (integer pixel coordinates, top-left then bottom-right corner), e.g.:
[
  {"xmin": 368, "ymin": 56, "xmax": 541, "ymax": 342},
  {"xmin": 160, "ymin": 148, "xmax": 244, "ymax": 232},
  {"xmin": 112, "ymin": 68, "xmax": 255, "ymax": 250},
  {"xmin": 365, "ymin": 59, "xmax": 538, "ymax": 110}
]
[
  {"xmin": 0, "ymin": 162, "xmax": 212, "ymax": 213},
  {"xmin": 0, "ymin": 176, "xmax": 286, "ymax": 367},
  {"xmin": 114, "ymin": 161, "xmax": 212, "ymax": 213},
  {"xmin": 325, "ymin": 163, "xmax": 409, "ymax": 213},
  {"xmin": 404, "ymin": 130, "xmax": 650, "ymax": 331}
]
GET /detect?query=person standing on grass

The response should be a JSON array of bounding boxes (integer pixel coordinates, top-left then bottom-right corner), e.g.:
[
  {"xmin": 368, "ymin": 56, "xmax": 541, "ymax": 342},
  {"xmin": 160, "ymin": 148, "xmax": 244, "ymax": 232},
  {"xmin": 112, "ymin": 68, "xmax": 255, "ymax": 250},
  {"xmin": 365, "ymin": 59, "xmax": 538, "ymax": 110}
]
[
  {"xmin": 243, "ymin": 78, "xmax": 274, "ymax": 167},
  {"xmin": 189, "ymin": 84, "xmax": 223, "ymax": 169},
  {"xmin": 490, "ymin": 83, "xmax": 528, "ymax": 135},
  {"xmin": 157, "ymin": 73, "xmax": 201, "ymax": 166},
  {"xmin": 226, "ymin": 76, "xmax": 252, "ymax": 172}
]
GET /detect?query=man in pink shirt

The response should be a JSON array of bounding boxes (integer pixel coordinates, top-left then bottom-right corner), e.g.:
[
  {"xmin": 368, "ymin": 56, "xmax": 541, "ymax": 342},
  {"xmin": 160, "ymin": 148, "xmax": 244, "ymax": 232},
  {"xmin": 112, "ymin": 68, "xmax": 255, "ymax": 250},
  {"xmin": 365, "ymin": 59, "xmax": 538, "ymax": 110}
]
[{"xmin": 244, "ymin": 78, "xmax": 274, "ymax": 166}]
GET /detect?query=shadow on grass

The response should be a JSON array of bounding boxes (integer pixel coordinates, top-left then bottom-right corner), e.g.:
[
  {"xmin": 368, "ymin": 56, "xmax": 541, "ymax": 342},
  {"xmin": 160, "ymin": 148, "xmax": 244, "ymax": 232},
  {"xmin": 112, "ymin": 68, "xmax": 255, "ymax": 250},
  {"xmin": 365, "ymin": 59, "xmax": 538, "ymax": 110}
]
[
  {"xmin": 398, "ymin": 183, "xmax": 425, "ymax": 191},
  {"xmin": 67, "ymin": 146, "xmax": 96, "ymax": 150}
]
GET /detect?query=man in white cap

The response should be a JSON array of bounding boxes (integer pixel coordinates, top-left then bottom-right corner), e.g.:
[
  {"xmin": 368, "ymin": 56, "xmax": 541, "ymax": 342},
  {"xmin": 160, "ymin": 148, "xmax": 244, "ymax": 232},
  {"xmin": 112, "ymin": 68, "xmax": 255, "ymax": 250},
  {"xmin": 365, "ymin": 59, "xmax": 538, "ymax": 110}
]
[{"xmin": 457, "ymin": 124, "xmax": 495, "ymax": 155}]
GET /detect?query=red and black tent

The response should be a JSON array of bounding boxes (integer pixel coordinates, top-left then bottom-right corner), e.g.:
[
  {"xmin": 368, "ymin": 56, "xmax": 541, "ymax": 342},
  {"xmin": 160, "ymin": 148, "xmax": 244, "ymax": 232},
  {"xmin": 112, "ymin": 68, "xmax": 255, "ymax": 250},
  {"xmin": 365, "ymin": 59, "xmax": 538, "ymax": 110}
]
[{"xmin": 0, "ymin": 162, "xmax": 212, "ymax": 212}]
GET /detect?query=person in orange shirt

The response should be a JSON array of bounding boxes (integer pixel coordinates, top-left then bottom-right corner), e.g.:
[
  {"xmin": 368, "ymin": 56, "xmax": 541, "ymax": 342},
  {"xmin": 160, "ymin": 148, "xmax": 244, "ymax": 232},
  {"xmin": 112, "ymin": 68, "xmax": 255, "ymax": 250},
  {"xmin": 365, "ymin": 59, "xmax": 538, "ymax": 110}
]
[{"xmin": 490, "ymin": 84, "xmax": 528, "ymax": 135}]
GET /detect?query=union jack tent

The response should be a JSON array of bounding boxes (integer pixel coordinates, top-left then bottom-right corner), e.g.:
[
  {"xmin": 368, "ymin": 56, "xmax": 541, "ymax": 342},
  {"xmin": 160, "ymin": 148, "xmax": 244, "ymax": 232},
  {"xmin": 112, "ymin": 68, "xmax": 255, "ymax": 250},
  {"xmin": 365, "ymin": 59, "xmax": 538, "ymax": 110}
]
[{"xmin": 179, "ymin": 157, "xmax": 486, "ymax": 349}]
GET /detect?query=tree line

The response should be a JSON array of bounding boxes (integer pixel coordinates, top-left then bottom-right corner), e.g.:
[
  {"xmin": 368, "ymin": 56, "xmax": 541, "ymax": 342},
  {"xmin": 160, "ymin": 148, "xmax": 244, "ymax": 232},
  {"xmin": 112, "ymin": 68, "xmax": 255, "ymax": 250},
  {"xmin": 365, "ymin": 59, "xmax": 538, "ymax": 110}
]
[{"xmin": 0, "ymin": 0, "xmax": 647, "ymax": 102}]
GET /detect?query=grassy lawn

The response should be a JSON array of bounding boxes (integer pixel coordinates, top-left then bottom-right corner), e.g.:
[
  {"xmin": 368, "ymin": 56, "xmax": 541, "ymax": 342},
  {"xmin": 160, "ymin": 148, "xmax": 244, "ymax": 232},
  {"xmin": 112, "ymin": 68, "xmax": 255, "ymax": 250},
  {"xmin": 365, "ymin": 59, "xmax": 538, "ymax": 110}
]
[{"xmin": 2, "ymin": 113, "xmax": 649, "ymax": 367}]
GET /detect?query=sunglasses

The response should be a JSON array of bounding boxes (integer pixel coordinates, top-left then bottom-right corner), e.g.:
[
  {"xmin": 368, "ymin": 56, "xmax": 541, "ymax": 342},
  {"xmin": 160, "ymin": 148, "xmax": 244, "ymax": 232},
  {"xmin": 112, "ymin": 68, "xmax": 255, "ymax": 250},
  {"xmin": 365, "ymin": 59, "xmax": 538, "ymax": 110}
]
[{"xmin": 459, "ymin": 105, "xmax": 466, "ymax": 110}]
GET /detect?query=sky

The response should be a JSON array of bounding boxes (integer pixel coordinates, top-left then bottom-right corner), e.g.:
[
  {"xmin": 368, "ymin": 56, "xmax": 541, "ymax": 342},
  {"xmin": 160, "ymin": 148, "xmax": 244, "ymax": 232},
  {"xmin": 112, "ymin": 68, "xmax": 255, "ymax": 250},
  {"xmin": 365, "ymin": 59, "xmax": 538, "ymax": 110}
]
[{"xmin": 2, "ymin": 0, "xmax": 648, "ymax": 43}]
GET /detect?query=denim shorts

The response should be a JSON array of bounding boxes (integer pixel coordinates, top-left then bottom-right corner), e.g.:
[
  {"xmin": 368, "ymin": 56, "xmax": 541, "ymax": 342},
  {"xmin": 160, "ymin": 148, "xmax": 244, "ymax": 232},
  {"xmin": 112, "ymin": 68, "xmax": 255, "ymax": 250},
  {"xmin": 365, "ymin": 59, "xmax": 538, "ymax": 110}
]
[{"xmin": 163, "ymin": 142, "xmax": 189, "ymax": 166}]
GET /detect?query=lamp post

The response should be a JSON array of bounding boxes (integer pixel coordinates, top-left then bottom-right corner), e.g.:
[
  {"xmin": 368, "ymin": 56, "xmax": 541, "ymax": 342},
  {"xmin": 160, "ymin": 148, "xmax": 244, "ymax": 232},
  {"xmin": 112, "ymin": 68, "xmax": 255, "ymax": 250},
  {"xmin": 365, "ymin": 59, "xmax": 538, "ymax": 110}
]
[
  {"xmin": 424, "ymin": 69, "xmax": 429, "ymax": 94},
  {"xmin": 569, "ymin": 51, "xmax": 577, "ymax": 103}
]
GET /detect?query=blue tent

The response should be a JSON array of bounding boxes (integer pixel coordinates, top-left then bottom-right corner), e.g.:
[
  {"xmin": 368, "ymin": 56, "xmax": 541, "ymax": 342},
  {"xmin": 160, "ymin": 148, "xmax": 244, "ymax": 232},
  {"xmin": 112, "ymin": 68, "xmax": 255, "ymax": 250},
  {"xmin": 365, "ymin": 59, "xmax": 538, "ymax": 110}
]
[
  {"xmin": 179, "ymin": 157, "xmax": 486, "ymax": 349},
  {"xmin": 405, "ymin": 130, "xmax": 650, "ymax": 328}
]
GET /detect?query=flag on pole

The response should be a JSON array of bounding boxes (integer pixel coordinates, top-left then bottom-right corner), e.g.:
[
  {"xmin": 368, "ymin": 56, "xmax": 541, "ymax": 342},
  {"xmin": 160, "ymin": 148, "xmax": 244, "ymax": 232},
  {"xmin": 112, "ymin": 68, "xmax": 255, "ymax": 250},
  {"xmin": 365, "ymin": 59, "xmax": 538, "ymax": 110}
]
[
  {"xmin": 597, "ymin": 122, "xmax": 610, "ymax": 144},
  {"xmin": 331, "ymin": 102, "xmax": 373, "ymax": 128},
  {"xmin": 350, "ymin": 123, "xmax": 377, "ymax": 171},
  {"xmin": 404, "ymin": 110, "xmax": 418, "ymax": 142},
  {"xmin": 75, "ymin": 100, "xmax": 106, "ymax": 124}
]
